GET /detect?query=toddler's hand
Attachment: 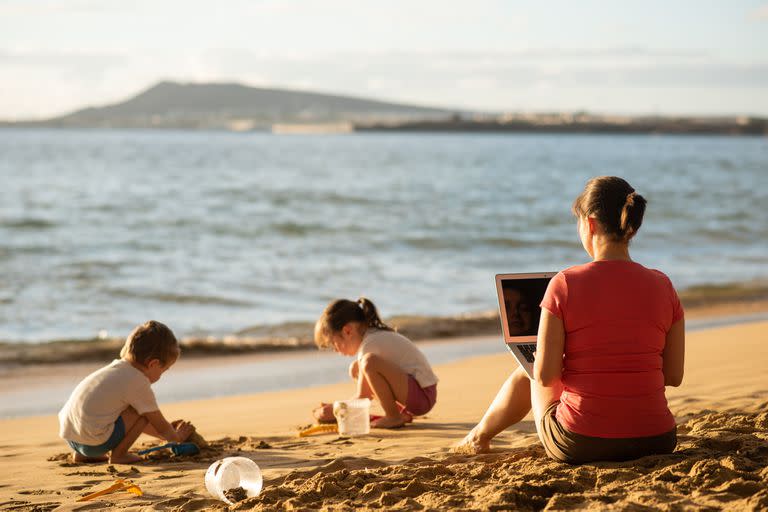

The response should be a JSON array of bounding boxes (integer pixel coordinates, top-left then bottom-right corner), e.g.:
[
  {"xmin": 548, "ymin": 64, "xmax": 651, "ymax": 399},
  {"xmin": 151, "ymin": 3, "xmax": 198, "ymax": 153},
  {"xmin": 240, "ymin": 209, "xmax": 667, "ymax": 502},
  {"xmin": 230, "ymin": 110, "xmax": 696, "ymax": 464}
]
[
  {"xmin": 172, "ymin": 418, "xmax": 196, "ymax": 429},
  {"xmin": 174, "ymin": 420, "xmax": 195, "ymax": 442}
]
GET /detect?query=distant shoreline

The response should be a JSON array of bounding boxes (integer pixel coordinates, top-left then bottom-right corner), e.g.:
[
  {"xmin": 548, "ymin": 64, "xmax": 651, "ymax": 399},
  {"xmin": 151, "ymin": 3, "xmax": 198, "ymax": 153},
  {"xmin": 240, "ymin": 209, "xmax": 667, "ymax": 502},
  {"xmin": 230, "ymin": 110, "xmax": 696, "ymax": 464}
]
[
  {"xmin": 353, "ymin": 116, "xmax": 768, "ymax": 136},
  {"xmin": 2, "ymin": 119, "xmax": 766, "ymax": 136},
  {"xmin": 2, "ymin": 280, "xmax": 766, "ymax": 366}
]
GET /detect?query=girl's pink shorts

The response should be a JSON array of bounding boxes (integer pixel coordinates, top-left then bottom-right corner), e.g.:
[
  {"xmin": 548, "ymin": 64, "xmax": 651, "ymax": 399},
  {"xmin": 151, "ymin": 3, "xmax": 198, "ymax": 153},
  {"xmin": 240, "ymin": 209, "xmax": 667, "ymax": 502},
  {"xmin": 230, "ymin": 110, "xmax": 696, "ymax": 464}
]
[{"xmin": 406, "ymin": 375, "xmax": 437, "ymax": 416}]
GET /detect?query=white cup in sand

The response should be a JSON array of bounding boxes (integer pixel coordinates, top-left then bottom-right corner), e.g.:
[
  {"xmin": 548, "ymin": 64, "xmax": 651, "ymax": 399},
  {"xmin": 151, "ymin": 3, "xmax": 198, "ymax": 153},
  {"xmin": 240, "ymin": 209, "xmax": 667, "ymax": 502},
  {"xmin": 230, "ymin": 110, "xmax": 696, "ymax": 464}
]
[
  {"xmin": 333, "ymin": 398, "xmax": 371, "ymax": 436},
  {"xmin": 205, "ymin": 456, "xmax": 263, "ymax": 505}
]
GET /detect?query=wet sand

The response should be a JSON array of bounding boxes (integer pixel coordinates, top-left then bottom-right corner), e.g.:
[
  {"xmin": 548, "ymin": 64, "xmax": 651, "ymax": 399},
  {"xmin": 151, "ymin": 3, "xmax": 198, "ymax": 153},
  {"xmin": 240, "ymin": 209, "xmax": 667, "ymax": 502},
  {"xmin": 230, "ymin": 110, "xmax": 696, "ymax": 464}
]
[{"xmin": 1, "ymin": 319, "xmax": 767, "ymax": 511}]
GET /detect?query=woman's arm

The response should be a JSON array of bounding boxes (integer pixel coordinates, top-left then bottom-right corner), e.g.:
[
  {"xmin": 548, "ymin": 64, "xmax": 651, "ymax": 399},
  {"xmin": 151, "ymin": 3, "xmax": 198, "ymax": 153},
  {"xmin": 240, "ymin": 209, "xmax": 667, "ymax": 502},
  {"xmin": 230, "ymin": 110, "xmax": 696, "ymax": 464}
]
[
  {"xmin": 533, "ymin": 309, "xmax": 565, "ymax": 386},
  {"xmin": 662, "ymin": 318, "xmax": 685, "ymax": 387}
]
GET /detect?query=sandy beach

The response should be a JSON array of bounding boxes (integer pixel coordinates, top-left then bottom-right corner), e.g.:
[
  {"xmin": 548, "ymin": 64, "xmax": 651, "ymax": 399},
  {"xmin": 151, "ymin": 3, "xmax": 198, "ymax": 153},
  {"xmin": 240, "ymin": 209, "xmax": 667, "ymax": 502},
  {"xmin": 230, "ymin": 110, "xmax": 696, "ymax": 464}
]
[
  {"xmin": 2, "ymin": 3, "xmax": 767, "ymax": 510},
  {"xmin": 1, "ymin": 315, "xmax": 766, "ymax": 511}
]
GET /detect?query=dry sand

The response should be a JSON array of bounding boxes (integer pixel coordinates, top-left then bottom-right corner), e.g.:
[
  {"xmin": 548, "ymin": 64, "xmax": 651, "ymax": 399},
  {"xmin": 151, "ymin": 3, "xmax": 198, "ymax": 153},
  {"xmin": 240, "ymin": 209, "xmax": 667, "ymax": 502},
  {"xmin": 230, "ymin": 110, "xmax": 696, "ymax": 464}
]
[{"xmin": 1, "ymin": 320, "xmax": 767, "ymax": 511}]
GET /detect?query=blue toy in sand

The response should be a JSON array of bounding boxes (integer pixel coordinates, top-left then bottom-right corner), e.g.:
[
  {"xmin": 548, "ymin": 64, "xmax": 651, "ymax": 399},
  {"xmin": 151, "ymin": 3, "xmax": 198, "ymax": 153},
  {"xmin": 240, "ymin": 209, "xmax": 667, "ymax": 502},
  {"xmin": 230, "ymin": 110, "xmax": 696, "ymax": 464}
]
[{"xmin": 138, "ymin": 442, "xmax": 200, "ymax": 456}]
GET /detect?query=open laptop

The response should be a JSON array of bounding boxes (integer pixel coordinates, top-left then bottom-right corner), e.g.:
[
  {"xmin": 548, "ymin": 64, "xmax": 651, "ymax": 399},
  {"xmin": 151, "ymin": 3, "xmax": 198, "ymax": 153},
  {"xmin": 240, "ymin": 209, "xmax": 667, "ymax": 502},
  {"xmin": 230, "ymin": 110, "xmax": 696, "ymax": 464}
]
[{"xmin": 495, "ymin": 272, "xmax": 557, "ymax": 378}]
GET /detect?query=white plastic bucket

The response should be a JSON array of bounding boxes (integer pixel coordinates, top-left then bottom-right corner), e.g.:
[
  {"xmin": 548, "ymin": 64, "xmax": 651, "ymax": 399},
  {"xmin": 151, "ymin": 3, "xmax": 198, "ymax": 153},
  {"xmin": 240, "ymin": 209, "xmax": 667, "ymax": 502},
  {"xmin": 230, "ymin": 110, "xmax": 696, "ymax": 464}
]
[
  {"xmin": 333, "ymin": 398, "xmax": 371, "ymax": 436},
  {"xmin": 204, "ymin": 457, "xmax": 263, "ymax": 505}
]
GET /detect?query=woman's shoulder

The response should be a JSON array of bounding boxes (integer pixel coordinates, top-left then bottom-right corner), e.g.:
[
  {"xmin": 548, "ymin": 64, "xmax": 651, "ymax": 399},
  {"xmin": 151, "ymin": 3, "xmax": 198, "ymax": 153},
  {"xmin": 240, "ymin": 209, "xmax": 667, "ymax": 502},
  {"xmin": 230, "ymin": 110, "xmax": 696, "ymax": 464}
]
[
  {"xmin": 562, "ymin": 260, "xmax": 666, "ymax": 275},
  {"xmin": 560, "ymin": 262, "xmax": 592, "ymax": 276},
  {"xmin": 625, "ymin": 263, "xmax": 675, "ymax": 285},
  {"xmin": 561, "ymin": 261, "xmax": 675, "ymax": 287},
  {"xmin": 558, "ymin": 262, "xmax": 598, "ymax": 281}
]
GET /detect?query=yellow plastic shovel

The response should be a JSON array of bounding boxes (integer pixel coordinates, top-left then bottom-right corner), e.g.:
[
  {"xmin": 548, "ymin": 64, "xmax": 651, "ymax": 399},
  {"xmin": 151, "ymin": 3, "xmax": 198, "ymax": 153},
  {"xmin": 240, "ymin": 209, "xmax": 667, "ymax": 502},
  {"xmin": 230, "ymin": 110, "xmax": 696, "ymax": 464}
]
[
  {"xmin": 76, "ymin": 478, "xmax": 143, "ymax": 502},
  {"xmin": 298, "ymin": 424, "xmax": 338, "ymax": 437}
]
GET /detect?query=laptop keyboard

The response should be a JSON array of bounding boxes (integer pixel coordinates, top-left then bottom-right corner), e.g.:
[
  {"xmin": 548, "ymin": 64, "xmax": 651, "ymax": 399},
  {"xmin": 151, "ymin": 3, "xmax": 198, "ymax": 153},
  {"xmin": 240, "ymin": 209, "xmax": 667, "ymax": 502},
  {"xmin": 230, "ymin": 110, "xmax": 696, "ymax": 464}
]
[{"xmin": 517, "ymin": 344, "xmax": 537, "ymax": 363}]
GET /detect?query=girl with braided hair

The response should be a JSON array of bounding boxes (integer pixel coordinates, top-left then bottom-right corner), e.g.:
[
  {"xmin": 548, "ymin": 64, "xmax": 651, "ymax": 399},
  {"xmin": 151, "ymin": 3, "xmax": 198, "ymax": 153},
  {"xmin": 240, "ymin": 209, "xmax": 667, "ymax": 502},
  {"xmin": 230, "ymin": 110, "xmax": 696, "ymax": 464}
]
[
  {"xmin": 314, "ymin": 297, "xmax": 438, "ymax": 428},
  {"xmin": 457, "ymin": 176, "xmax": 685, "ymax": 463}
]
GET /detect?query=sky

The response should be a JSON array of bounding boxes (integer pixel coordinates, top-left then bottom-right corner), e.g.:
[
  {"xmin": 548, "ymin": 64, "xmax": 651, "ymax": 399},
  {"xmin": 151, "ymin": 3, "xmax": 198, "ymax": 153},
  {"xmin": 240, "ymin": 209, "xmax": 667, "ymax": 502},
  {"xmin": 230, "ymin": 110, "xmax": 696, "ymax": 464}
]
[{"xmin": 1, "ymin": 0, "xmax": 767, "ymax": 119}]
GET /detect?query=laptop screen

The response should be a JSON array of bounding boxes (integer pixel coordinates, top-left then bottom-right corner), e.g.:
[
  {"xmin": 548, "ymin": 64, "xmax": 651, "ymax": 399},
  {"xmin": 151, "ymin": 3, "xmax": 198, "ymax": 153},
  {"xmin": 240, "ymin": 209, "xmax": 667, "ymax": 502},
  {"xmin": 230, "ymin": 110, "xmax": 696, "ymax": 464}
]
[{"xmin": 498, "ymin": 276, "xmax": 553, "ymax": 339}]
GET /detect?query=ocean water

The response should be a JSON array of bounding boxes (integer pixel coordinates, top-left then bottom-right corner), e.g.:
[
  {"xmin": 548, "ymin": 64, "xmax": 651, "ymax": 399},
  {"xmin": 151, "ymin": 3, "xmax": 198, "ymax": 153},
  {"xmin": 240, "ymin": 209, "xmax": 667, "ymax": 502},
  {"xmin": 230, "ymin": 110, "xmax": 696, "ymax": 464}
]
[{"xmin": 1, "ymin": 129, "xmax": 766, "ymax": 343}]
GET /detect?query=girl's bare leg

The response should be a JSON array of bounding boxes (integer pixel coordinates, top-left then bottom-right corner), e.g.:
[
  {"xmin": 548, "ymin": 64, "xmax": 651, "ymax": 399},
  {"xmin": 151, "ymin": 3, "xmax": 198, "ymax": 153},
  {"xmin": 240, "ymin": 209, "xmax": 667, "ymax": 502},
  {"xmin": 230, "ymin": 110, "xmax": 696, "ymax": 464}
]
[
  {"xmin": 357, "ymin": 353, "xmax": 411, "ymax": 428},
  {"xmin": 454, "ymin": 366, "xmax": 532, "ymax": 453}
]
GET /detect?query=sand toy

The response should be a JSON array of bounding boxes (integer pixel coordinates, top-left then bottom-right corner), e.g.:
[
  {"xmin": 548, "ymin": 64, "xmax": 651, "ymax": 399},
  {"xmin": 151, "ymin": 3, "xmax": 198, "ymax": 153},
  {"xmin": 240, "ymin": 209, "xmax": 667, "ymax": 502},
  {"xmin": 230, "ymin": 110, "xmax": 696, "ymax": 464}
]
[
  {"xmin": 205, "ymin": 457, "xmax": 263, "ymax": 504},
  {"xmin": 298, "ymin": 424, "xmax": 339, "ymax": 437},
  {"xmin": 334, "ymin": 399, "xmax": 371, "ymax": 435},
  {"xmin": 138, "ymin": 442, "xmax": 200, "ymax": 456},
  {"xmin": 76, "ymin": 478, "xmax": 143, "ymax": 502}
]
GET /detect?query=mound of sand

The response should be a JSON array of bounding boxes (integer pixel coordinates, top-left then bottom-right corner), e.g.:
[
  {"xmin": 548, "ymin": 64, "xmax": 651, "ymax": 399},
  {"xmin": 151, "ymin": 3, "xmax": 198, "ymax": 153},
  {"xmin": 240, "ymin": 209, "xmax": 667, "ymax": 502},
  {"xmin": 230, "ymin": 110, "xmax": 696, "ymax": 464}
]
[{"xmin": 233, "ymin": 409, "xmax": 768, "ymax": 511}]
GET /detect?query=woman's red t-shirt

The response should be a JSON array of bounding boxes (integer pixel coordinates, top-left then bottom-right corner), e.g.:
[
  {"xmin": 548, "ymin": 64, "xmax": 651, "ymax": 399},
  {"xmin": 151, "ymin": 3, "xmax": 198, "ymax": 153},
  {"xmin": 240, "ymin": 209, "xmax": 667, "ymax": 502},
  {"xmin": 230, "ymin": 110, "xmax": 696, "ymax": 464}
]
[{"xmin": 540, "ymin": 260, "xmax": 684, "ymax": 438}]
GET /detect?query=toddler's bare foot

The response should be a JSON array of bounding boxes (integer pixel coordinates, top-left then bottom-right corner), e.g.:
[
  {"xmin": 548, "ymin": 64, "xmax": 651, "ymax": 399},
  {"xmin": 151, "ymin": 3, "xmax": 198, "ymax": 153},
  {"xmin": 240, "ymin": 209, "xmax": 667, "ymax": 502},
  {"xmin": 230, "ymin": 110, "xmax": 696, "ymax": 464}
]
[
  {"xmin": 72, "ymin": 452, "xmax": 108, "ymax": 463},
  {"xmin": 371, "ymin": 413, "xmax": 408, "ymax": 429},
  {"xmin": 452, "ymin": 428, "xmax": 491, "ymax": 454},
  {"xmin": 109, "ymin": 453, "xmax": 142, "ymax": 464}
]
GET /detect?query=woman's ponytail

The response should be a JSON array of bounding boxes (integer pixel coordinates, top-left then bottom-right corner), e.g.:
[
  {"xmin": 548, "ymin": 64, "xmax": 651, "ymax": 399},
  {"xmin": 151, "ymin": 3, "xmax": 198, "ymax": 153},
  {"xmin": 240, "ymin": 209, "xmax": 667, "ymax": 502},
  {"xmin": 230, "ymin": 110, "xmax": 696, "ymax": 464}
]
[{"xmin": 619, "ymin": 190, "xmax": 646, "ymax": 241}]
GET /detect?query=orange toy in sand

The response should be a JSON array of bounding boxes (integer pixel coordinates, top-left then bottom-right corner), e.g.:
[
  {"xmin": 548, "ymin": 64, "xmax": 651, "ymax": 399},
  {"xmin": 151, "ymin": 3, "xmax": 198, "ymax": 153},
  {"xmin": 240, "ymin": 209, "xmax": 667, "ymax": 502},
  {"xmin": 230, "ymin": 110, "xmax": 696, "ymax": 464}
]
[
  {"xmin": 77, "ymin": 478, "xmax": 143, "ymax": 501},
  {"xmin": 299, "ymin": 424, "xmax": 338, "ymax": 437}
]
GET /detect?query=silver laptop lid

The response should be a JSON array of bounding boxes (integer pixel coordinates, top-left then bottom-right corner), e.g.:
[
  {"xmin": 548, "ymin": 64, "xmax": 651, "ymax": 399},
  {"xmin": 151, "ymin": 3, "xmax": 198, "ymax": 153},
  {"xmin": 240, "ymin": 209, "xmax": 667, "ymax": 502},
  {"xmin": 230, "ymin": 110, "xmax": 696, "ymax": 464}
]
[{"xmin": 495, "ymin": 272, "xmax": 557, "ymax": 342}]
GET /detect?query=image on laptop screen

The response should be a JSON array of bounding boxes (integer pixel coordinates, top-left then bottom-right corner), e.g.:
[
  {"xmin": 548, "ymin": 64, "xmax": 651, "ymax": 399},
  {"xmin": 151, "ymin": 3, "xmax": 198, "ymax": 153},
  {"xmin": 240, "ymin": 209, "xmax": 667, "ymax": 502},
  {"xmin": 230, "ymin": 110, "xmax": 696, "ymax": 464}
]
[{"xmin": 500, "ymin": 277, "xmax": 552, "ymax": 338}]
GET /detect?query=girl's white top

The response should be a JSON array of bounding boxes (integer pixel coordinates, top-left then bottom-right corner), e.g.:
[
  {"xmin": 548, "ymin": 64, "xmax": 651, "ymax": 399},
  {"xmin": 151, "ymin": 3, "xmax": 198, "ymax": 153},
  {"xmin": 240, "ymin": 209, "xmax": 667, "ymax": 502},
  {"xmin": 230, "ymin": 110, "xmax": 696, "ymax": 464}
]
[
  {"xmin": 58, "ymin": 359, "xmax": 159, "ymax": 445},
  {"xmin": 357, "ymin": 329, "xmax": 438, "ymax": 388}
]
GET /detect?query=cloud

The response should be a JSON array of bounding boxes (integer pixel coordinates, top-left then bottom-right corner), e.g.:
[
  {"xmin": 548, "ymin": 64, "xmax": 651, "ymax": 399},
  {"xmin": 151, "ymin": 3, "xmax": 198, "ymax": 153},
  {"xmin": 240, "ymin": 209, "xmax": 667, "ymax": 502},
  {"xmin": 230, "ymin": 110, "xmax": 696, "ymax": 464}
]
[
  {"xmin": 195, "ymin": 48, "xmax": 766, "ymax": 87},
  {"xmin": 0, "ymin": 49, "xmax": 127, "ymax": 68},
  {"xmin": 0, "ymin": 0, "xmax": 129, "ymax": 15},
  {"xmin": 1, "ymin": 47, "xmax": 767, "ymax": 118},
  {"xmin": 749, "ymin": 4, "xmax": 768, "ymax": 20}
]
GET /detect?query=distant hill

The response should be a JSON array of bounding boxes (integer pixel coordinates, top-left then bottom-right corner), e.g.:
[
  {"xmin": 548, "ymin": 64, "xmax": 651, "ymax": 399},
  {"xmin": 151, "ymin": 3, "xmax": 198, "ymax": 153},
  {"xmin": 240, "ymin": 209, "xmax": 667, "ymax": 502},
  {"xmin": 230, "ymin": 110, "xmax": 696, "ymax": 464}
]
[
  {"xmin": 4, "ymin": 81, "xmax": 763, "ymax": 134},
  {"xmin": 26, "ymin": 81, "xmax": 456, "ymax": 129}
]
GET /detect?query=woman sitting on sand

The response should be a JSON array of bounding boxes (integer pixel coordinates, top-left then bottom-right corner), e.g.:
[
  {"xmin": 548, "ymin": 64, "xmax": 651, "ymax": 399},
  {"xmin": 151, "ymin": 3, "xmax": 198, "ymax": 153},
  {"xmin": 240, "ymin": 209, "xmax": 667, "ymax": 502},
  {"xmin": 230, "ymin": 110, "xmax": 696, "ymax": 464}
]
[
  {"xmin": 457, "ymin": 176, "xmax": 685, "ymax": 464},
  {"xmin": 314, "ymin": 297, "xmax": 439, "ymax": 428}
]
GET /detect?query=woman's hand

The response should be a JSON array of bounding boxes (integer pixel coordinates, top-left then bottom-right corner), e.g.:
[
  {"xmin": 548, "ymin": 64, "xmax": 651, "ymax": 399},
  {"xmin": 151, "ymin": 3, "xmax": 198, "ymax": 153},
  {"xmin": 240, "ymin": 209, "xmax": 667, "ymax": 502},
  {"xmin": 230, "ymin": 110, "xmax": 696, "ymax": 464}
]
[{"xmin": 173, "ymin": 420, "xmax": 195, "ymax": 442}]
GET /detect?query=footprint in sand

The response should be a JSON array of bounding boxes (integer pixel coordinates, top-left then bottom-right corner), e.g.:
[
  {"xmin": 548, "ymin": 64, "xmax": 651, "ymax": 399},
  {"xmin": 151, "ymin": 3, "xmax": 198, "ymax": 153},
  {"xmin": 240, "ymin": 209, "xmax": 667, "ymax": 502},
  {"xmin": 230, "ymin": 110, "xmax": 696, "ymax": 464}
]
[
  {"xmin": 65, "ymin": 484, "xmax": 91, "ymax": 491},
  {"xmin": 3, "ymin": 501, "xmax": 61, "ymax": 512},
  {"xmin": 156, "ymin": 473, "xmax": 185, "ymax": 480},
  {"xmin": 324, "ymin": 437, "xmax": 353, "ymax": 445},
  {"xmin": 152, "ymin": 496, "xmax": 221, "ymax": 510},
  {"xmin": 63, "ymin": 470, "xmax": 106, "ymax": 477}
]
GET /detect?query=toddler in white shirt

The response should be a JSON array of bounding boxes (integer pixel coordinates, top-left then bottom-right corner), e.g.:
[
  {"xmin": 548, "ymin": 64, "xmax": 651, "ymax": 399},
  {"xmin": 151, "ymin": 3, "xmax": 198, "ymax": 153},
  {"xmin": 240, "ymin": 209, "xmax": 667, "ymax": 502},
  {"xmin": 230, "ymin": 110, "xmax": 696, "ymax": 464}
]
[{"xmin": 59, "ymin": 320, "xmax": 194, "ymax": 464}]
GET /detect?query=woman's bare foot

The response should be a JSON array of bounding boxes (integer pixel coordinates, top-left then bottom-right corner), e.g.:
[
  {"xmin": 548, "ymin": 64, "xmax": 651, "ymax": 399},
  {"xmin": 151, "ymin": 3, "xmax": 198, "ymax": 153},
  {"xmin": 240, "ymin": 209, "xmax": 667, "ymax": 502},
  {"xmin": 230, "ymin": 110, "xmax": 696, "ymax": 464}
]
[
  {"xmin": 452, "ymin": 427, "xmax": 491, "ymax": 454},
  {"xmin": 371, "ymin": 413, "xmax": 409, "ymax": 429},
  {"xmin": 72, "ymin": 452, "xmax": 108, "ymax": 463},
  {"xmin": 109, "ymin": 452, "xmax": 143, "ymax": 464}
]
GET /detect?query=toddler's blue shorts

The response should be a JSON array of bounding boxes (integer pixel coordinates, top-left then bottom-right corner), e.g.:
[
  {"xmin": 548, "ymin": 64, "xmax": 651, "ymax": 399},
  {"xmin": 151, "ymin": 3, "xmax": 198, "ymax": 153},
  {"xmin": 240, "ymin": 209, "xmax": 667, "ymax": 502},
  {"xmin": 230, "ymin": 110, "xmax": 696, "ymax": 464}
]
[{"xmin": 67, "ymin": 416, "xmax": 126, "ymax": 457}]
